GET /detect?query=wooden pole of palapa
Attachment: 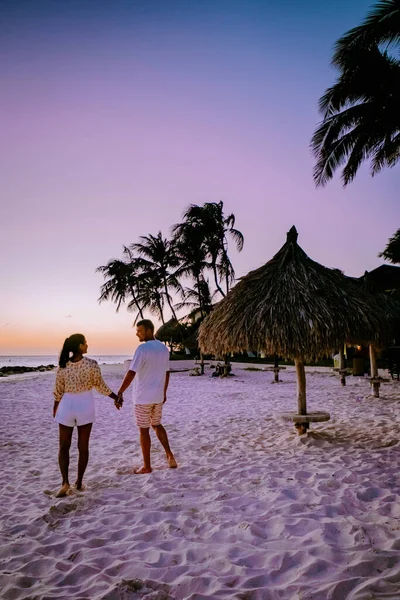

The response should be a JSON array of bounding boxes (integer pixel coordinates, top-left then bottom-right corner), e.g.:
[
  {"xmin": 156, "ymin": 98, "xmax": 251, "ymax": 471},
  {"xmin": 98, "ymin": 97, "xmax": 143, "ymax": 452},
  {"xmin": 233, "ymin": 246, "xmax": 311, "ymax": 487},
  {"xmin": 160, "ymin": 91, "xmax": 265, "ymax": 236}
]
[
  {"xmin": 274, "ymin": 354, "xmax": 280, "ymax": 383},
  {"xmin": 295, "ymin": 358, "xmax": 308, "ymax": 434},
  {"xmin": 339, "ymin": 345, "xmax": 346, "ymax": 386},
  {"xmin": 369, "ymin": 343, "xmax": 380, "ymax": 397}
]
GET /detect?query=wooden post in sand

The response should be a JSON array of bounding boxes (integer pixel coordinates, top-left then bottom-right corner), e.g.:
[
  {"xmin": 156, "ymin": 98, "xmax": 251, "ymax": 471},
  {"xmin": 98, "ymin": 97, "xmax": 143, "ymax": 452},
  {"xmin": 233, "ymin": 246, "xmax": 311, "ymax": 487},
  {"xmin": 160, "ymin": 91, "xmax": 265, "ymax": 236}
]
[
  {"xmin": 273, "ymin": 354, "xmax": 280, "ymax": 383},
  {"xmin": 339, "ymin": 346, "xmax": 346, "ymax": 386},
  {"xmin": 295, "ymin": 359, "xmax": 308, "ymax": 434},
  {"xmin": 369, "ymin": 343, "xmax": 380, "ymax": 397}
]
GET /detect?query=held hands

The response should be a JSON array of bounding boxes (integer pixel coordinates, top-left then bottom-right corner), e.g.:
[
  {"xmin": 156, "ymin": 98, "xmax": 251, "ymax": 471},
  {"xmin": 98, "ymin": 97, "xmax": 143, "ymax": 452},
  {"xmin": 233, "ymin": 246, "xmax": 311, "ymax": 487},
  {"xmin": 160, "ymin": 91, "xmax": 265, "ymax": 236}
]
[{"xmin": 114, "ymin": 393, "xmax": 124, "ymax": 410}]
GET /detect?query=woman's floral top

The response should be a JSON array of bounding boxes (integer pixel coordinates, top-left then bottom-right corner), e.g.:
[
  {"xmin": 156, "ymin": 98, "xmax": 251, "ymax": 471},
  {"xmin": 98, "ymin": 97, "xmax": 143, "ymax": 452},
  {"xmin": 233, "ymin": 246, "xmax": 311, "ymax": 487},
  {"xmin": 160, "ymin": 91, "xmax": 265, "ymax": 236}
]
[{"xmin": 53, "ymin": 357, "xmax": 112, "ymax": 402}]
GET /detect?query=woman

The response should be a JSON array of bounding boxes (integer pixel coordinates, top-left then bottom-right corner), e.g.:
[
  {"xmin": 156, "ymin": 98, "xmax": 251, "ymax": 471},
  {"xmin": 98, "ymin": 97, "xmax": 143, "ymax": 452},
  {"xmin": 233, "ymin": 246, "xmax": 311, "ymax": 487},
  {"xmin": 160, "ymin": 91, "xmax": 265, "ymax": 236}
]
[{"xmin": 53, "ymin": 333, "xmax": 122, "ymax": 497}]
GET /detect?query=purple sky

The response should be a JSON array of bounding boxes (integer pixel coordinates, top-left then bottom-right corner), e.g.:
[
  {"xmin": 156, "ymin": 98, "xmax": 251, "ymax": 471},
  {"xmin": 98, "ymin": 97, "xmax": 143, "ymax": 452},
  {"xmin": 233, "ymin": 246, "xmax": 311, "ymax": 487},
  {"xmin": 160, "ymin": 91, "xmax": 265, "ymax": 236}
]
[{"xmin": 1, "ymin": 0, "xmax": 399, "ymax": 354}]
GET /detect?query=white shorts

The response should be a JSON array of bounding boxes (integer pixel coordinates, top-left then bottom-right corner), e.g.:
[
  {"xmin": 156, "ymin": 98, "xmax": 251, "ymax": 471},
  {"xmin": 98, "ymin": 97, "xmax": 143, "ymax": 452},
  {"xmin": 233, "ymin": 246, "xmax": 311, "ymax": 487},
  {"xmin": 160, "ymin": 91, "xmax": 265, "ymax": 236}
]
[{"xmin": 55, "ymin": 390, "xmax": 95, "ymax": 427}]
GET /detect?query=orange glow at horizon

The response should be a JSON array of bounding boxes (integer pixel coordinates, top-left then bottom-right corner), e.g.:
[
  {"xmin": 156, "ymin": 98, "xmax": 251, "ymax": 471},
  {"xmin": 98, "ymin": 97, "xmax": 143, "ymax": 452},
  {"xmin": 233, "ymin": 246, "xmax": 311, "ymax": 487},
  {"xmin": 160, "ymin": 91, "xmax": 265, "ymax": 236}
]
[{"xmin": 0, "ymin": 325, "xmax": 139, "ymax": 355}]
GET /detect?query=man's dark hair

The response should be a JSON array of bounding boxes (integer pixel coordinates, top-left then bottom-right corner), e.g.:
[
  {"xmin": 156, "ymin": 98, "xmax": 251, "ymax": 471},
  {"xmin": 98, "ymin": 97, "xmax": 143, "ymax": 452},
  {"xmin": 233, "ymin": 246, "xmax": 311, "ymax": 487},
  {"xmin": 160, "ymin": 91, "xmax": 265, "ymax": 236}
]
[{"xmin": 136, "ymin": 319, "xmax": 154, "ymax": 332}]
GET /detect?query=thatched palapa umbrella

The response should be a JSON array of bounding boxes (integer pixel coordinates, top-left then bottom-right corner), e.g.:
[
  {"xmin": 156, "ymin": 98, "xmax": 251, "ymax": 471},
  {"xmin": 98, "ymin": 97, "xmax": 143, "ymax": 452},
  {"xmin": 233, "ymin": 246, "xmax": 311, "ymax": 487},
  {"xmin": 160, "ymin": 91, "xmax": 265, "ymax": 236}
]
[
  {"xmin": 199, "ymin": 226, "xmax": 398, "ymax": 433},
  {"xmin": 155, "ymin": 318, "xmax": 183, "ymax": 348}
]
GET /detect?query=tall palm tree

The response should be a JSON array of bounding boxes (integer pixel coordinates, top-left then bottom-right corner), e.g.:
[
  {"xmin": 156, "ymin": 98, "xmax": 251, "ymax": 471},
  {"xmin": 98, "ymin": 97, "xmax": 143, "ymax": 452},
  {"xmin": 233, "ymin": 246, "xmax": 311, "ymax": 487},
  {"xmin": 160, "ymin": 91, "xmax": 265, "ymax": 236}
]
[
  {"xmin": 311, "ymin": 1, "xmax": 400, "ymax": 186},
  {"xmin": 133, "ymin": 271, "xmax": 167, "ymax": 324},
  {"xmin": 175, "ymin": 201, "xmax": 244, "ymax": 297},
  {"xmin": 129, "ymin": 232, "xmax": 183, "ymax": 325},
  {"xmin": 96, "ymin": 258, "xmax": 144, "ymax": 321},
  {"xmin": 172, "ymin": 220, "xmax": 209, "ymax": 316}
]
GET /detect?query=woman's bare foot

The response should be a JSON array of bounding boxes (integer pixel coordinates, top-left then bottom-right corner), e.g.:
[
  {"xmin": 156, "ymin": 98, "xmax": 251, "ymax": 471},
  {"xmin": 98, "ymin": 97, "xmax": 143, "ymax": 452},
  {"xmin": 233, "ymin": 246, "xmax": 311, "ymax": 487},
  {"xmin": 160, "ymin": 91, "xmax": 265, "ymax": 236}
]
[
  {"xmin": 56, "ymin": 483, "xmax": 71, "ymax": 498},
  {"xmin": 134, "ymin": 466, "xmax": 152, "ymax": 475},
  {"xmin": 74, "ymin": 482, "xmax": 86, "ymax": 492},
  {"xmin": 167, "ymin": 455, "xmax": 177, "ymax": 468}
]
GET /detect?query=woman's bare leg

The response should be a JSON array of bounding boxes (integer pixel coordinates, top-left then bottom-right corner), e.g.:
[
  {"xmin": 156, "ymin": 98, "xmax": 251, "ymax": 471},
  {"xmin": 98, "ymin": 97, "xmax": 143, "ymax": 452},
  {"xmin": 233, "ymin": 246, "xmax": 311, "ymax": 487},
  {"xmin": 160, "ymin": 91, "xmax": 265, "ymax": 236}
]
[
  {"xmin": 57, "ymin": 424, "xmax": 73, "ymax": 497},
  {"xmin": 76, "ymin": 423, "xmax": 93, "ymax": 490}
]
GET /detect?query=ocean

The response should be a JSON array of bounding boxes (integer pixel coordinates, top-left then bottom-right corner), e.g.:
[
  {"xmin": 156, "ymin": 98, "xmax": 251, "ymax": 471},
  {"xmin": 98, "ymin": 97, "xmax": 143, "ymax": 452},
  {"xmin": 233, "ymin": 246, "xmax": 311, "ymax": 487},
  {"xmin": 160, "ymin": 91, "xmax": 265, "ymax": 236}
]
[{"xmin": 0, "ymin": 355, "xmax": 133, "ymax": 369}]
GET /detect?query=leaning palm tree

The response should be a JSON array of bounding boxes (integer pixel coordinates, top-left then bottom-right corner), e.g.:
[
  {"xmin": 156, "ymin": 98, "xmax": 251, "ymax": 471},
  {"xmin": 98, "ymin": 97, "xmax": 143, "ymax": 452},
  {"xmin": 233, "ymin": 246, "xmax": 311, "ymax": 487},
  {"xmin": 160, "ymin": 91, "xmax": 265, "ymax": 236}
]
[
  {"xmin": 333, "ymin": 0, "xmax": 400, "ymax": 66},
  {"xmin": 199, "ymin": 226, "xmax": 400, "ymax": 433},
  {"xmin": 96, "ymin": 258, "xmax": 144, "ymax": 321},
  {"xmin": 311, "ymin": 44, "xmax": 400, "ymax": 186},
  {"xmin": 174, "ymin": 201, "xmax": 244, "ymax": 297},
  {"xmin": 312, "ymin": 0, "xmax": 400, "ymax": 186}
]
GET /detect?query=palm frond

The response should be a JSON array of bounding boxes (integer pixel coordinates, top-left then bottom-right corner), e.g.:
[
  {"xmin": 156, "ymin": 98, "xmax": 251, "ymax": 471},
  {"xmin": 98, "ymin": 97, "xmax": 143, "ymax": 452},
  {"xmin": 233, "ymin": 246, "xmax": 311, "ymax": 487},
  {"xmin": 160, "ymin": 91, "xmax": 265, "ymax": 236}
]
[{"xmin": 333, "ymin": 1, "xmax": 400, "ymax": 68}]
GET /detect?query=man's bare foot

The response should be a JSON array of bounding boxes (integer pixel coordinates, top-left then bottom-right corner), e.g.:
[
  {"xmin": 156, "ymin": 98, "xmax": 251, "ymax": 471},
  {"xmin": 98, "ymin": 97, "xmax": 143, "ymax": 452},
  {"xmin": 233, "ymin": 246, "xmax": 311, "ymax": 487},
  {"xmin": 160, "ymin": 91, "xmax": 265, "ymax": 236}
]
[
  {"xmin": 134, "ymin": 466, "xmax": 152, "ymax": 475},
  {"xmin": 56, "ymin": 483, "xmax": 71, "ymax": 498},
  {"xmin": 167, "ymin": 456, "xmax": 178, "ymax": 469},
  {"xmin": 74, "ymin": 482, "xmax": 86, "ymax": 492}
]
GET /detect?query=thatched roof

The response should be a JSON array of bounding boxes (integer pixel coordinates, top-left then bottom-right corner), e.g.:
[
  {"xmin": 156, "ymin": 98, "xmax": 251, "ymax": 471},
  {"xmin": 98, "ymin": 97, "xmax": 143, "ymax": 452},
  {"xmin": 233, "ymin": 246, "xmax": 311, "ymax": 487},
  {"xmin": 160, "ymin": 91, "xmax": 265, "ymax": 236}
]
[
  {"xmin": 155, "ymin": 318, "xmax": 182, "ymax": 343},
  {"xmin": 359, "ymin": 265, "xmax": 400, "ymax": 293},
  {"xmin": 199, "ymin": 227, "xmax": 400, "ymax": 361},
  {"xmin": 182, "ymin": 328, "xmax": 199, "ymax": 350}
]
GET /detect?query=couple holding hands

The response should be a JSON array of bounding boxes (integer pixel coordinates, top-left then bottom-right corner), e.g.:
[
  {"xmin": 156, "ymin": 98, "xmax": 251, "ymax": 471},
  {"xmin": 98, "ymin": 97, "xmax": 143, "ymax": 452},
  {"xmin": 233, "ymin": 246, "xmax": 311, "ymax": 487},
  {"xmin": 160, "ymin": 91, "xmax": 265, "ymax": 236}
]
[{"xmin": 53, "ymin": 319, "xmax": 177, "ymax": 498}]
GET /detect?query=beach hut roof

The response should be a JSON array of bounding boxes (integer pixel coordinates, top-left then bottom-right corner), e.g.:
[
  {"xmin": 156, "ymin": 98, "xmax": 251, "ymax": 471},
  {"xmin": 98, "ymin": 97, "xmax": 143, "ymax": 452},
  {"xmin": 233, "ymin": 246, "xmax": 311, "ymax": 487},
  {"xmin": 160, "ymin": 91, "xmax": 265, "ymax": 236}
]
[
  {"xmin": 359, "ymin": 264, "xmax": 400, "ymax": 293},
  {"xmin": 182, "ymin": 328, "xmax": 199, "ymax": 350},
  {"xmin": 199, "ymin": 226, "xmax": 399, "ymax": 360},
  {"xmin": 155, "ymin": 318, "xmax": 182, "ymax": 343}
]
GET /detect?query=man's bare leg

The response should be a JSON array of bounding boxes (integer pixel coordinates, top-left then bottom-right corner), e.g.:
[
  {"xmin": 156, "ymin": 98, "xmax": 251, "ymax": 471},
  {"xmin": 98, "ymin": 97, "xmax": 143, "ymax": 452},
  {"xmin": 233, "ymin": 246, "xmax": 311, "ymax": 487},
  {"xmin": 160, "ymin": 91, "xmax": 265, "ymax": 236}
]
[
  {"xmin": 57, "ymin": 424, "xmax": 73, "ymax": 497},
  {"xmin": 76, "ymin": 423, "xmax": 93, "ymax": 490},
  {"xmin": 135, "ymin": 427, "xmax": 152, "ymax": 474},
  {"xmin": 153, "ymin": 424, "xmax": 177, "ymax": 468}
]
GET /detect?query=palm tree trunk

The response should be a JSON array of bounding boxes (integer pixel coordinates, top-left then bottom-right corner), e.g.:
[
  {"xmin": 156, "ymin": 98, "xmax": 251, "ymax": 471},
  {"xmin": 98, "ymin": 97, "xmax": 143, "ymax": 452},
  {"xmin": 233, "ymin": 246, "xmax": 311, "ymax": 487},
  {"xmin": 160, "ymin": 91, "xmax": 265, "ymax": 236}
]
[
  {"xmin": 195, "ymin": 274, "xmax": 205, "ymax": 319},
  {"xmin": 129, "ymin": 286, "xmax": 144, "ymax": 319},
  {"xmin": 212, "ymin": 261, "xmax": 225, "ymax": 298},
  {"xmin": 156, "ymin": 299, "xmax": 165, "ymax": 325},
  {"xmin": 162, "ymin": 277, "xmax": 184, "ymax": 340}
]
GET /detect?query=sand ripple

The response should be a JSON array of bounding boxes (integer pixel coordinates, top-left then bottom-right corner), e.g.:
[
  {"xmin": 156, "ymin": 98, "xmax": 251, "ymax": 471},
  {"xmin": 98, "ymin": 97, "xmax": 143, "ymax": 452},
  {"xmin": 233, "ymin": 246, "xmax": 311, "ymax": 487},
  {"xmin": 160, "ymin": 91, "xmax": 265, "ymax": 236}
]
[{"xmin": 1, "ymin": 365, "xmax": 400, "ymax": 598}]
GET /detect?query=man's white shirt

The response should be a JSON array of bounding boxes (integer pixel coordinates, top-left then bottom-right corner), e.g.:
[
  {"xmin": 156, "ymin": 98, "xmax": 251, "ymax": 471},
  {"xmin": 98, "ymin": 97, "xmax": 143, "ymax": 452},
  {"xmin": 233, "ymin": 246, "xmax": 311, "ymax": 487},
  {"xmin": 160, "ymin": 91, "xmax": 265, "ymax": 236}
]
[{"xmin": 129, "ymin": 340, "xmax": 170, "ymax": 405}]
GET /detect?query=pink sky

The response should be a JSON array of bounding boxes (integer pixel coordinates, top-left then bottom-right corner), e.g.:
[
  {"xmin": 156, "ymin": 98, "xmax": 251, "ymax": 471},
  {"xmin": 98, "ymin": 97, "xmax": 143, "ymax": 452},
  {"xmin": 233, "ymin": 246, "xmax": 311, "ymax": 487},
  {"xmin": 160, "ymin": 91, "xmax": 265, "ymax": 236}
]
[{"xmin": 1, "ymin": 0, "xmax": 399, "ymax": 354}]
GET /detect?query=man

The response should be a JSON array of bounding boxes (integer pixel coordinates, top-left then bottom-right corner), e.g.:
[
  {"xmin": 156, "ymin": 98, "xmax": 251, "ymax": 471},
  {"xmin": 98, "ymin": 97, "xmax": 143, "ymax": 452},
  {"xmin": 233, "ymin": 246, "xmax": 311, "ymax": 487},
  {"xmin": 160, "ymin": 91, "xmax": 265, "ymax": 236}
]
[{"xmin": 117, "ymin": 319, "xmax": 177, "ymax": 474}]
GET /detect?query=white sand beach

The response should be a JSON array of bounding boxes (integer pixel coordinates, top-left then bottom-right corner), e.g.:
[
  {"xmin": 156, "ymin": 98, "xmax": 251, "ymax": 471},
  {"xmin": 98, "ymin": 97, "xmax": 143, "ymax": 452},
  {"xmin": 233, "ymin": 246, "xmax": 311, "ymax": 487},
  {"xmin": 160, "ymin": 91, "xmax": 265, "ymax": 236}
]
[{"xmin": 1, "ymin": 362, "xmax": 400, "ymax": 599}]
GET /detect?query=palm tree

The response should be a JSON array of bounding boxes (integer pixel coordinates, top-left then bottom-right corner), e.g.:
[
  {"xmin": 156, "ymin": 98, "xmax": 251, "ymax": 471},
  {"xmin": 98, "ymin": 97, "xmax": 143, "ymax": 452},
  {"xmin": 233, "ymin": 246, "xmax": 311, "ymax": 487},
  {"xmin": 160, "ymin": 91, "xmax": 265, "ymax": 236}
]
[
  {"xmin": 333, "ymin": 1, "xmax": 400, "ymax": 66},
  {"xmin": 174, "ymin": 278, "xmax": 216, "ymax": 320},
  {"xmin": 129, "ymin": 232, "xmax": 183, "ymax": 325},
  {"xmin": 96, "ymin": 258, "xmax": 144, "ymax": 321},
  {"xmin": 312, "ymin": 45, "xmax": 400, "ymax": 186},
  {"xmin": 175, "ymin": 201, "xmax": 244, "ymax": 297},
  {"xmin": 133, "ymin": 271, "xmax": 167, "ymax": 324},
  {"xmin": 172, "ymin": 221, "xmax": 209, "ymax": 316},
  {"xmin": 311, "ymin": 1, "xmax": 400, "ymax": 186},
  {"xmin": 379, "ymin": 229, "xmax": 400, "ymax": 263}
]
